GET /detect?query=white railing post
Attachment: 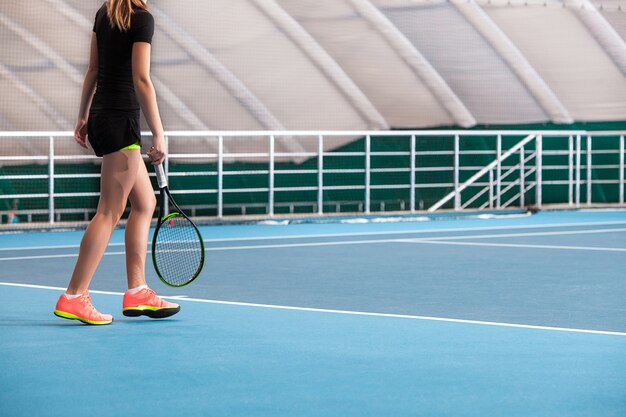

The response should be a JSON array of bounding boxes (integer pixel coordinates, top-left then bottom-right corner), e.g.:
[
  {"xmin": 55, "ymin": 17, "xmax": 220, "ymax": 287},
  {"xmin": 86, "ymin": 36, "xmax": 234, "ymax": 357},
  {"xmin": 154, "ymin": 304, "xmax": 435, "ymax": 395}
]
[
  {"xmin": 535, "ymin": 135, "xmax": 542, "ymax": 208},
  {"xmin": 496, "ymin": 134, "xmax": 502, "ymax": 209},
  {"xmin": 454, "ymin": 134, "xmax": 460, "ymax": 210},
  {"xmin": 48, "ymin": 135, "xmax": 54, "ymax": 224},
  {"xmin": 520, "ymin": 145, "xmax": 525, "ymax": 207},
  {"xmin": 318, "ymin": 134, "xmax": 324, "ymax": 215},
  {"xmin": 488, "ymin": 168, "xmax": 494, "ymax": 209},
  {"xmin": 576, "ymin": 134, "xmax": 581, "ymax": 207},
  {"xmin": 619, "ymin": 135, "xmax": 624, "ymax": 204},
  {"xmin": 587, "ymin": 134, "xmax": 592, "ymax": 206},
  {"xmin": 269, "ymin": 134, "xmax": 275, "ymax": 216},
  {"xmin": 568, "ymin": 135, "xmax": 574, "ymax": 206},
  {"xmin": 365, "ymin": 134, "xmax": 371, "ymax": 214},
  {"xmin": 410, "ymin": 134, "xmax": 416, "ymax": 213},
  {"xmin": 218, "ymin": 135, "xmax": 224, "ymax": 218}
]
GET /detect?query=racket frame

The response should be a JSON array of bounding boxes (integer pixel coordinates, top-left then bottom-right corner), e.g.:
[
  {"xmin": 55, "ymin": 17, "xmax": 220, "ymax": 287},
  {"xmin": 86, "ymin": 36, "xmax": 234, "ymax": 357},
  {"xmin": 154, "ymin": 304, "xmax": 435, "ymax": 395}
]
[{"xmin": 152, "ymin": 164, "xmax": 205, "ymax": 287}]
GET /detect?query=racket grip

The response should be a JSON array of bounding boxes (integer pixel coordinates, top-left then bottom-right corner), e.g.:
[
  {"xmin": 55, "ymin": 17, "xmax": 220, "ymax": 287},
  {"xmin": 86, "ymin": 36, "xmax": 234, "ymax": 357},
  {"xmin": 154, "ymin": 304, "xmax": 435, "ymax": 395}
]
[{"xmin": 155, "ymin": 164, "xmax": 168, "ymax": 189}]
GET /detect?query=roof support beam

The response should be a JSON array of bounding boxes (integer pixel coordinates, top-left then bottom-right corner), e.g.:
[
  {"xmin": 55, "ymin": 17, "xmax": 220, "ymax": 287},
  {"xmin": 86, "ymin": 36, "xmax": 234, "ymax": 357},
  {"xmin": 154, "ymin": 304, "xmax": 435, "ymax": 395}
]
[
  {"xmin": 150, "ymin": 6, "xmax": 315, "ymax": 156},
  {"xmin": 150, "ymin": 6, "xmax": 287, "ymax": 132},
  {"xmin": 348, "ymin": 0, "xmax": 477, "ymax": 127},
  {"xmin": 0, "ymin": 11, "xmax": 82, "ymax": 84},
  {"xmin": 0, "ymin": 62, "xmax": 70, "ymax": 129},
  {"xmin": 150, "ymin": 78, "xmax": 211, "ymax": 131},
  {"xmin": 565, "ymin": 0, "xmax": 626, "ymax": 76},
  {"xmin": 0, "ymin": 12, "xmax": 73, "ymax": 128},
  {"xmin": 250, "ymin": 0, "xmax": 389, "ymax": 130},
  {"xmin": 451, "ymin": 0, "xmax": 574, "ymax": 124}
]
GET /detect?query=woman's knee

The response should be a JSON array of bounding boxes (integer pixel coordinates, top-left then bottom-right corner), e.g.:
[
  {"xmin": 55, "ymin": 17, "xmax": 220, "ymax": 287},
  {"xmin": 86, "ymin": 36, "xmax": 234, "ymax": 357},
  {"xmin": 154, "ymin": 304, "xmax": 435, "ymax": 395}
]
[
  {"xmin": 145, "ymin": 193, "xmax": 157, "ymax": 213},
  {"xmin": 131, "ymin": 193, "xmax": 156, "ymax": 215},
  {"xmin": 95, "ymin": 205, "xmax": 126, "ymax": 226}
]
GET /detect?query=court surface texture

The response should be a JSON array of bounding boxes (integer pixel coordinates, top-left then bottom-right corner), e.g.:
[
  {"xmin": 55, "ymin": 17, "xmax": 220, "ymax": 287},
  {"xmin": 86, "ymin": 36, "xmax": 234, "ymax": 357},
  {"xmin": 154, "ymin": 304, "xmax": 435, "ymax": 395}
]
[{"xmin": 1, "ymin": 210, "xmax": 625, "ymax": 417}]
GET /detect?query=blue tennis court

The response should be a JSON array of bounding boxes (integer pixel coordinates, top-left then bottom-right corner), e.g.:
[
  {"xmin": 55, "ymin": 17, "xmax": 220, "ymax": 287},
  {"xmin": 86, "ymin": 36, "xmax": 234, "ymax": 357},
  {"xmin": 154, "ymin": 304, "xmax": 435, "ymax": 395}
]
[{"xmin": 1, "ymin": 210, "xmax": 625, "ymax": 417}]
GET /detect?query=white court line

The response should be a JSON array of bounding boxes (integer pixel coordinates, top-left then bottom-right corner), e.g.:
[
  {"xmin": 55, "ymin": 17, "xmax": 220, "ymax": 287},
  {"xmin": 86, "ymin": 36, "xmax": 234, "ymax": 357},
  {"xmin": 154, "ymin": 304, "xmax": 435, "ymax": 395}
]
[
  {"xmin": 2, "ymin": 226, "xmax": 626, "ymax": 261},
  {"xmin": 203, "ymin": 238, "xmax": 402, "ymax": 251},
  {"xmin": 399, "ymin": 227, "xmax": 626, "ymax": 242},
  {"xmin": 0, "ymin": 281, "xmax": 624, "ymax": 337},
  {"xmin": 3, "ymin": 219, "xmax": 626, "ymax": 252},
  {"xmin": 0, "ymin": 244, "xmax": 83, "ymax": 252},
  {"xmin": 406, "ymin": 240, "xmax": 626, "ymax": 252},
  {"xmin": 0, "ymin": 239, "xmax": 403, "ymax": 261},
  {"xmin": 0, "ymin": 251, "xmax": 126, "ymax": 262},
  {"xmin": 0, "ymin": 238, "xmax": 404, "ymax": 261}
]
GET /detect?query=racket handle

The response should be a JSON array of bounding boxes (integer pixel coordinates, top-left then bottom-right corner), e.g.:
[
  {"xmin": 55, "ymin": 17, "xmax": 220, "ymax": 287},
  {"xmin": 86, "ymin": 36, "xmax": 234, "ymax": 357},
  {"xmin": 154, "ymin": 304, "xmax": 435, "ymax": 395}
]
[{"xmin": 155, "ymin": 164, "xmax": 168, "ymax": 189}]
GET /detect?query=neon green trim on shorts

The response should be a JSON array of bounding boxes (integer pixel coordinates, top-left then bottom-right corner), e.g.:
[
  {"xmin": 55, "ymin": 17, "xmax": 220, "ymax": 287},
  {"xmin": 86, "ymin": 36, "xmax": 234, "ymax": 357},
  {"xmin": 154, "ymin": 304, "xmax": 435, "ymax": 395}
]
[{"xmin": 120, "ymin": 142, "xmax": 141, "ymax": 151}]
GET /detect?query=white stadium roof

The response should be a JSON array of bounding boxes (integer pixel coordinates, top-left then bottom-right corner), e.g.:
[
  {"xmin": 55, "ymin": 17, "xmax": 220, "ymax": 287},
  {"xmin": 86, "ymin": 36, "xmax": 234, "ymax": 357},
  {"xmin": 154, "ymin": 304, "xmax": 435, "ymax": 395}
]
[{"xmin": 0, "ymin": 0, "xmax": 625, "ymax": 133}]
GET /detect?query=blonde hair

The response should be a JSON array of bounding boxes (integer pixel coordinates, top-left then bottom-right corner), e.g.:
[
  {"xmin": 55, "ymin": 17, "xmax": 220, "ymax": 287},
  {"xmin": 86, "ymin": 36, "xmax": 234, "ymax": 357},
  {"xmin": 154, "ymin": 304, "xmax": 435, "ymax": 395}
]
[{"xmin": 106, "ymin": 0, "xmax": 147, "ymax": 32}]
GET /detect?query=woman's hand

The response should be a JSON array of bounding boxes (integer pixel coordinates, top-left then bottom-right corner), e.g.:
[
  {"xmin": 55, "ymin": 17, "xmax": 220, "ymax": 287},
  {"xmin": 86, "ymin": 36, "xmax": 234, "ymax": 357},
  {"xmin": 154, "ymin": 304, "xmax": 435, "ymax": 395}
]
[
  {"xmin": 74, "ymin": 118, "xmax": 89, "ymax": 149},
  {"xmin": 147, "ymin": 135, "xmax": 166, "ymax": 165}
]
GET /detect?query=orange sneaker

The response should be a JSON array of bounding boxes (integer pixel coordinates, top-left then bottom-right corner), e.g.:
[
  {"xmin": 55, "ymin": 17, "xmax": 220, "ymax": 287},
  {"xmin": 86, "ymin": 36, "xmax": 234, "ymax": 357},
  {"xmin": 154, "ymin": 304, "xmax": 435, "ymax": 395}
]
[
  {"xmin": 122, "ymin": 288, "xmax": 180, "ymax": 319},
  {"xmin": 54, "ymin": 292, "xmax": 113, "ymax": 325}
]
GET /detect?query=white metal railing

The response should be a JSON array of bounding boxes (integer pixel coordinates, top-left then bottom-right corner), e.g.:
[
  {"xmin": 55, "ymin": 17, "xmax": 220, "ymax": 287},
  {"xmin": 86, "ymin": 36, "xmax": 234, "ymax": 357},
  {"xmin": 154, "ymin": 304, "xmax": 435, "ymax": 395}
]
[
  {"xmin": 428, "ymin": 133, "xmax": 538, "ymax": 211},
  {"xmin": 0, "ymin": 130, "xmax": 625, "ymax": 224}
]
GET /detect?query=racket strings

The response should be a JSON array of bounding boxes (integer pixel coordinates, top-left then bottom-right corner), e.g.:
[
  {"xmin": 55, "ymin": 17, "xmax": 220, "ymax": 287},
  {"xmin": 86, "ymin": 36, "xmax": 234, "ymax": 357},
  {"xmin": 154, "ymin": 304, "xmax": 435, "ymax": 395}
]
[{"xmin": 154, "ymin": 214, "xmax": 203, "ymax": 286}]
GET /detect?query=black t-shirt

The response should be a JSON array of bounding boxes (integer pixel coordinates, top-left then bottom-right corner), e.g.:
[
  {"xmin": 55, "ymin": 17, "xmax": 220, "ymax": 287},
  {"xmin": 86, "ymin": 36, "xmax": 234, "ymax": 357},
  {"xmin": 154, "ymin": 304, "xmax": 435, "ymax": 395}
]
[{"xmin": 91, "ymin": 4, "xmax": 154, "ymax": 111}]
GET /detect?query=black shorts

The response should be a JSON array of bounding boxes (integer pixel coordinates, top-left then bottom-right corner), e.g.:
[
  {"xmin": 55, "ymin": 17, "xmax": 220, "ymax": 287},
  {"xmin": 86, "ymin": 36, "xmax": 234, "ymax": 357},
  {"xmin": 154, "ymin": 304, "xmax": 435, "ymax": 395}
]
[{"xmin": 87, "ymin": 110, "xmax": 141, "ymax": 157}]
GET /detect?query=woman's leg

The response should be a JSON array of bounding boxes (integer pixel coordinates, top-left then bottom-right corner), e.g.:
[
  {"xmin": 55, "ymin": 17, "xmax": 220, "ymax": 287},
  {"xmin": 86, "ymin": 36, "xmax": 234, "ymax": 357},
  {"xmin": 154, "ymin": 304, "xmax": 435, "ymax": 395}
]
[
  {"xmin": 121, "ymin": 155, "xmax": 180, "ymax": 318},
  {"xmin": 125, "ymin": 153, "xmax": 156, "ymax": 289},
  {"xmin": 66, "ymin": 150, "xmax": 141, "ymax": 294}
]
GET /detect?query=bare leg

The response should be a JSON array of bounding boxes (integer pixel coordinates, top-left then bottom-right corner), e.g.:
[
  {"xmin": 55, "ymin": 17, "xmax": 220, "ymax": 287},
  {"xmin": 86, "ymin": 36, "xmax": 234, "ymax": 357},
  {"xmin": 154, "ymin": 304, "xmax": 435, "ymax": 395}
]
[
  {"xmin": 66, "ymin": 151, "xmax": 141, "ymax": 294},
  {"xmin": 125, "ymin": 154, "xmax": 156, "ymax": 289}
]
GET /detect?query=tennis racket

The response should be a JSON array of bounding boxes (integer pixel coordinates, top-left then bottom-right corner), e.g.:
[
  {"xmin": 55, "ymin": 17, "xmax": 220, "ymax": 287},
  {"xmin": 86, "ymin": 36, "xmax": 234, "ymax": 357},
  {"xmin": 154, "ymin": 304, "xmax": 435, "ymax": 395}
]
[{"xmin": 152, "ymin": 164, "xmax": 205, "ymax": 287}]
